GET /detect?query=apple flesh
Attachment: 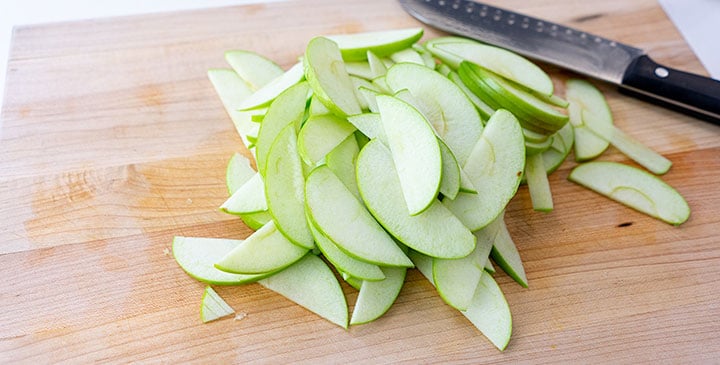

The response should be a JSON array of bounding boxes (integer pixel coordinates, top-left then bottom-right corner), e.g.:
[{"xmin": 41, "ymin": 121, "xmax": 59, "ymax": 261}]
[
  {"xmin": 224, "ymin": 50, "xmax": 284, "ymax": 91},
  {"xmin": 350, "ymin": 266, "xmax": 407, "ymax": 325},
  {"xmin": 200, "ymin": 286, "xmax": 235, "ymax": 323},
  {"xmin": 237, "ymin": 62, "xmax": 305, "ymax": 111},
  {"xmin": 304, "ymin": 37, "xmax": 362, "ymax": 117},
  {"xmin": 326, "ymin": 27, "xmax": 423, "ymax": 61}
]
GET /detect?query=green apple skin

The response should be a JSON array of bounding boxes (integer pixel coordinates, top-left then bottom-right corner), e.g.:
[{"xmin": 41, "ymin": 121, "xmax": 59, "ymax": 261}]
[
  {"xmin": 326, "ymin": 27, "xmax": 423, "ymax": 61},
  {"xmin": 259, "ymin": 254, "xmax": 348, "ymax": 329},
  {"xmin": 356, "ymin": 139, "xmax": 476, "ymax": 259},
  {"xmin": 224, "ymin": 50, "xmax": 284, "ymax": 91},
  {"xmin": 350, "ymin": 266, "xmax": 407, "ymax": 325},
  {"xmin": 568, "ymin": 161, "xmax": 690, "ymax": 225},
  {"xmin": 304, "ymin": 36, "xmax": 362, "ymax": 117},
  {"xmin": 237, "ymin": 62, "xmax": 305, "ymax": 111},
  {"xmin": 200, "ymin": 286, "xmax": 235, "ymax": 323}
]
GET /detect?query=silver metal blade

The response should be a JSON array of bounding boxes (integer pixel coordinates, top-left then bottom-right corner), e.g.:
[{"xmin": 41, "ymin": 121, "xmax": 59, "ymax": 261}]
[{"xmin": 400, "ymin": 0, "xmax": 644, "ymax": 85}]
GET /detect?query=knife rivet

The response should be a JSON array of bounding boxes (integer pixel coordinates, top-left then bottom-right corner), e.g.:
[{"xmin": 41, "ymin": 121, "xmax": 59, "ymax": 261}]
[{"xmin": 655, "ymin": 67, "xmax": 669, "ymax": 78}]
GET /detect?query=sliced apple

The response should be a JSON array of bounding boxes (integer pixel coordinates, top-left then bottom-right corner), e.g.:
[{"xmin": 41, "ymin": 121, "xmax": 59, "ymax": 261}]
[
  {"xmin": 443, "ymin": 110, "xmax": 525, "ymax": 231},
  {"xmin": 264, "ymin": 124, "xmax": 314, "ymax": 249},
  {"xmin": 221, "ymin": 173, "xmax": 266, "ymax": 215},
  {"xmin": 426, "ymin": 36, "xmax": 553, "ymax": 96},
  {"xmin": 447, "ymin": 70, "xmax": 494, "ymax": 120},
  {"xmin": 350, "ymin": 266, "xmax": 407, "ymax": 325},
  {"xmin": 345, "ymin": 61, "xmax": 374, "ymax": 80},
  {"xmin": 566, "ymin": 79, "xmax": 613, "ymax": 161},
  {"xmin": 488, "ymin": 214, "xmax": 528, "ymax": 288},
  {"xmin": 325, "ymin": 135, "xmax": 361, "ymax": 200},
  {"xmin": 237, "ymin": 62, "xmax": 305, "ymax": 111},
  {"xmin": 608, "ymin": 126, "xmax": 672, "ymax": 175},
  {"xmin": 524, "ymin": 153, "xmax": 554, "ymax": 212},
  {"xmin": 347, "ymin": 113, "xmax": 385, "ymax": 142},
  {"xmin": 326, "ymin": 27, "xmax": 424, "ymax": 61},
  {"xmin": 215, "ymin": 221, "xmax": 308, "ymax": 274},
  {"xmin": 237, "ymin": 211, "xmax": 272, "ymax": 231},
  {"xmin": 200, "ymin": 286, "xmax": 235, "ymax": 323},
  {"xmin": 298, "ymin": 114, "xmax": 357, "ymax": 166},
  {"xmin": 304, "ymin": 37, "xmax": 362, "ymax": 117},
  {"xmin": 356, "ymin": 139, "xmax": 475, "ymax": 259},
  {"xmin": 207, "ymin": 69, "xmax": 257, "ymax": 152},
  {"xmin": 568, "ymin": 161, "xmax": 690, "ymax": 225},
  {"xmin": 305, "ymin": 165, "xmax": 413, "ymax": 267},
  {"xmin": 377, "ymin": 95, "xmax": 442, "ymax": 215},
  {"xmin": 389, "ymin": 47, "xmax": 425, "ymax": 65},
  {"xmin": 385, "ymin": 62, "xmax": 484, "ymax": 165},
  {"xmin": 438, "ymin": 138, "xmax": 461, "ymax": 200},
  {"xmin": 367, "ymin": 50, "xmax": 388, "ymax": 78},
  {"xmin": 258, "ymin": 254, "xmax": 348, "ymax": 328},
  {"xmin": 225, "ymin": 152, "xmax": 256, "ymax": 195},
  {"xmin": 224, "ymin": 50, "xmax": 284, "ymax": 91},
  {"xmin": 173, "ymin": 236, "xmax": 273, "ymax": 285}
]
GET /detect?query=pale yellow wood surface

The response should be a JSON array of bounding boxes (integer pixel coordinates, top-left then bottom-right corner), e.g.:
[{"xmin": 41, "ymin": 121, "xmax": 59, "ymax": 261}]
[{"xmin": 1, "ymin": 0, "xmax": 719, "ymax": 362}]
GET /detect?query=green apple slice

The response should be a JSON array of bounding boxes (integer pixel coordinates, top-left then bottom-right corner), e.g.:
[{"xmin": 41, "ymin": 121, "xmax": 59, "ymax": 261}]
[
  {"xmin": 238, "ymin": 211, "xmax": 272, "ymax": 231},
  {"xmin": 200, "ymin": 286, "xmax": 235, "ymax": 323},
  {"xmin": 385, "ymin": 62, "xmax": 484, "ymax": 165},
  {"xmin": 432, "ymin": 223, "xmax": 495, "ymax": 311},
  {"xmin": 489, "ymin": 214, "xmax": 528, "ymax": 288},
  {"xmin": 326, "ymin": 135, "xmax": 361, "ymax": 200},
  {"xmin": 308, "ymin": 217, "xmax": 385, "ymax": 281},
  {"xmin": 565, "ymin": 79, "xmax": 613, "ymax": 161},
  {"xmin": 607, "ymin": 126, "xmax": 672, "ymax": 175},
  {"xmin": 173, "ymin": 236, "xmax": 273, "ymax": 285},
  {"xmin": 224, "ymin": 50, "xmax": 284, "ymax": 91},
  {"xmin": 207, "ymin": 69, "xmax": 257, "ymax": 152},
  {"xmin": 458, "ymin": 167, "xmax": 478, "ymax": 194},
  {"xmin": 426, "ymin": 36, "xmax": 553, "ymax": 96},
  {"xmin": 357, "ymin": 87, "xmax": 380, "ymax": 113},
  {"xmin": 568, "ymin": 161, "xmax": 690, "ymax": 225},
  {"xmin": 326, "ymin": 27, "xmax": 423, "ymax": 61},
  {"xmin": 541, "ymin": 122, "xmax": 574, "ymax": 176},
  {"xmin": 221, "ymin": 173, "xmax": 266, "ymax": 215},
  {"xmin": 350, "ymin": 266, "xmax": 407, "ymax": 325},
  {"xmin": 237, "ymin": 62, "xmax": 305, "ymax": 111},
  {"xmin": 304, "ymin": 37, "xmax": 362, "ymax": 117},
  {"xmin": 225, "ymin": 152, "xmax": 256, "ymax": 195},
  {"xmin": 524, "ymin": 153, "xmax": 554, "ymax": 212},
  {"xmin": 438, "ymin": 138, "xmax": 461, "ymax": 200},
  {"xmin": 343, "ymin": 273, "xmax": 363, "ymax": 291},
  {"xmin": 309, "ymin": 95, "xmax": 331, "ymax": 116},
  {"xmin": 305, "ymin": 165, "xmax": 413, "ymax": 267},
  {"xmin": 255, "ymin": 81, "xmax": 310, "ymax": 175},
  {"xmin": 298, "ymin": 114, "xmax": 357, "ymax": 166},
  {"xmin": 377, "ymin": 95, "xmax": 442, "ymax": 215},
  {"xmin": 448, "ymin": 70, "xmax": 494, "ymax": 120},
  {"xmin": 345, "ymin": 61, "xmax": 374, "ymax": 80},
  {"xmin": 347, "ymin": 113, "xmax": 385, "ymax": 142},
  {"xmin": 264, "ymin": 124, "xmax": 314, "ymax": 249},
  {"xmin": 389, "ymin": 47, "xmax": 425, "ymax": 65},
  {"xmin": 367, "ymin": 50, "xmax": 388, "ymax": 78},
  {"xmin": 356, "ymin": 139, "xmax": 475, "ymax": 259},
  {"xmin": 215, "ymin": 221, "xmax": 308, "ymax": 274},
  {"xmin": 258, "ymin": 254, "xmax": 348, "ymax": 328},
  {"xmin": 484, "ymin": 260, "xmax": 496, "ymax": 274},
  {"xmin": 443, "ymin": 110, "xmax": 525, "ymax": 231},
  {"xmin": 413, "ymin": 43, "xmax": 437, "ymax": 69}
]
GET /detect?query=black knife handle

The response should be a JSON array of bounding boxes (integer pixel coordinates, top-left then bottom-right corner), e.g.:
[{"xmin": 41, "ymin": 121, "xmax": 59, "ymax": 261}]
[{"xmin": 621, "ymin": 55, "xmax": 720, "ymax": 125}]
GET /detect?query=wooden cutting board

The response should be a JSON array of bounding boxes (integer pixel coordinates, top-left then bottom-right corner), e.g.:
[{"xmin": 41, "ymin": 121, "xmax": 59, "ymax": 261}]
[{"xmin": 2, "ymin": 0, "xmax": 719, "ymax": 362}]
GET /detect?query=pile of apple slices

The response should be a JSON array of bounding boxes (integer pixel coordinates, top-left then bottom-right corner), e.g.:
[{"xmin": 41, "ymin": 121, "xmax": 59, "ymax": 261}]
[{"xmin": 173, "ymin": 28, "xmax": 690, "ymax": 351}]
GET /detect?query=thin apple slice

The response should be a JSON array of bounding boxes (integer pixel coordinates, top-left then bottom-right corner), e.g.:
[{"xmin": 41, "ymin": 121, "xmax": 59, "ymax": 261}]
[
  {"xmin": 347, "ymin": 113, "xmax": 385, "ymax": 142},
  {"xmin": 413, "ymin": 44, "xmax": 437, "ymax": 69},
  {"xmin": 305, "ymin": 165, "xmax": 413, "ymax": 267},
  {"xmin": 389, "ymin": 47, "xmax": 425, "ymax": 65},
  {"xmin": 207, "ymin": 69, "xmax": 257, "ymax": 152},
  {"xmin": 377, "ymin": 95, "xmax": 442, "ymax": 215},
  {"xmin": 225, "ymin": 50, "xmax": 284, "ymax": 91},
  {"xmin": 308, "ymin": 95, "xmax": 331, "ymax": 116},
  {"xmin": 438, "ymin": 139, "xmax": 461, "ymax": 200},
  {"xmin": 345, "ymin": 61, "xmax": 374, "ymax": 80},
  {"xmin": 426, "ymin": 36, "xmax": 553, "ymax": 96},
  {"xmin": 237, "ymin": 62, "xmax": 305, "ymax": 111},
  {"xmin": 326, "ymin": 27, "xmax": 424, "ymax": 61},
  {"xmin": 225, "ymin": 152, "xmax": 256, "ymax": 195},
  {"xmin": 326, "ymin": 135, "xmax": 362, "ymax": 200},
  {"xmin": 566, "ymin": 79, "xmax": 613, "ymax": 161},
  {"xmin": 258, "ymin": 254, "xmax": 348, "ymax": 328},
  {"xmin": 356, "ymin": 139, "xmax": 475, "ymax": 259},
  {"xmin": 298, "ymin": 114, "xmax": 357, "ymax": 166},
  {"xmin": 541, "ymin": 122, "xmax": 574, "ymax": 176},
  {"xmin": 385, "ymin": 63, "xmax": 483, "ymax": 165},
  {"xmin": 200, "ymin": 286, "xmax": 235, "ymax": 323},
  {"xmin": 221, "ymin": 173, "xmax": 267, "ymax": 215},
  {"xmin": 432, "ymin": 223, "xmax": 495, "ymax": 310},
  {"xmin": 304, "ymin": 37, "xmax": 362, "ymax": 117},
  {"xmin": 237, "ymin": 211, "xmax": 272, "ymax": 231},
  {"xmin": 214, "ymin": 221, "xmax": 308, "ymax": 274},
  {"xmin": 367, "ymin": 50, "xmax": 388, "ymax": 78},
  {"xmin": 264, "ymin": 124, "xmax": 315, "ymax": 249},
  {"xmin": 255, "ymin": 81, "xmax": 310, "ymax": 175},
  {"xmin": 607, "ymin": 126, "xmax": 672, "ymax": 175},
  {"xmin": 484, "ymin": 260, "xmax": 496, "ymax": 274},
  {"xmin": 447, "ymin": 70, "xmax": 494, "ymax": 120},
  {"xmin": 568, "ymin": 161, "xmax": 690, "ymax": 225},
  {"xmin": 308, "ymin": 219, "xmax": 385, "ymax": 282},
  {"xmin": 350, "ymin": 266, "xmax": 407, "ymax": 325},
  {"xmin": 488, "ymin": 214, "xmax": 528, "ymax": 288},
  {"xmin": 173, "ymin": 237, "xmax": 273, "ymax": 285},
  {"xmin": 443, "ymin": 110, "xmax": 525, "ymax": 231},
  {"xmin": 524, "ymin": 153, "xmax": 554, "ymax": 212}
]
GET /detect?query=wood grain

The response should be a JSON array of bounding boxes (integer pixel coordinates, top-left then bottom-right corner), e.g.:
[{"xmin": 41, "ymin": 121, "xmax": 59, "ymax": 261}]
[{"xmin": 1, "ymin": 0, "xmax": 719, "ymax": 362}]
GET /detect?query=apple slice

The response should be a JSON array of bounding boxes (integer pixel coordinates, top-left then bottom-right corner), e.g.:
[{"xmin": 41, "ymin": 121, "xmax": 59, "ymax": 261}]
[
  {"xmin": 255, "ymin": 81, "xmax": 310, "ymax": 175},
  {"xmin": 385, "ymin": 62, "xmax": 484, "ymax": 165},
  {"xmin": 308, "ymin": 218, "xmax": 385, "ymax": 282},
  {"xmin": 565, "ymin": 79, "xmax": 613, "ymax": 161},
  {"xmin": 258, "ymin": 254, "xmax": 348, "ymax": 328},
  {"xmin": 432, "ymin": 223, "xmax": 495, "ymax": 310},
  {"xmin": 305, "ymin": 165, "xmax": 413, "ymax": 267},
  {"xmin": 345, "ymin": 61, "xmax": 374, "ymax": 80},
  {"xmin": 447, "ymin": 70, "xmax": 494, "ymax": 120},
  {"xmin": 443, "ymin": 110, "xmax": 525, "ymax": 231},
  {"xmin": 200, "ymin": 286, "xmax": 235, "ymax": 323},
  {"xmin": 298, "ymin": 114, "xmax": 356, "ymax": 166},
  {"xmin": 541, "ymin": 122, "xmax": 574, "ymax": 176},
  {"xmin": 225, "ymin": 152, "xmax": 256, "ymax": 195},
  {"xmin": 224, "ymin": 50, "xmax": 284, "ymax": 91},
  {"xmin": 488, "ymin": 214, "xmax": 528, "ymax": 288},
  {"xmin": 377, "ymin": 95, "xmax": 442, "ymax": 215},
  {"xmin": 524, "ymin": 153, "xmax": 554, "ymax": 212},
  {"xmin": 173, "ymin": 236, "xmax": 273, "ymax": 285},
  {"xmin": 214, "ymin": 221, "xmax": 308, "ymax": 274},
  {"xmin": 389, "ymin": 47, "xmax": 425, "ymax": 65},
  {"xmin": 438, "ymin": 139, "xmax": 461, "ymax": 200},
  {"xmin": 326, "ymin": 27, "xmax": 424, "ymax": 61},
  {"xmin": 413, "ymin": 44, "xmax": 437, "ymax": 69},
  {"xmin": 304, "ymin": 37, "xmax": 362, "ymax": 117},
  {"xmin": 325, "ymin": 135, "xmax": 362, "ymax": 200},
  {"xmin": 207, "ymin": 69, "xmax": 257, "ymax": 152},
  {"xmin": 608, "ymin": 126, "xmax": 672, "ymax": 175},
  {"xmin": 426, "ymin": 36, "xmax": 553, "ymax": 96},
  {"xmin": 350, "ymin": 266, "xmax": 407, "ymax": 325},
  {"xmin": 237, "ymin": 62, "xmax": 305, "ymax": 111},
  {"xmin": 568, "ymin": 161, "xmax": 690, "ymax": 225},
  {"xmin": 264, "ymin": 124, "xmax": 315, "ymax": 249},
  {"xmin": 308, "ymin": 95, "xmax": 331, "ymax": 116},
  {"xmin": 347, "ymin": 113, "xmax": 385, "ymax": 142},
  {"xmin": 367, "ymin": 50, "xmax": 388, "ymax": 78},
  {"xmin": 221, "ymin": 173, "xmax": 267, "ymax": 215},
  {"xmin": 356, "ymin": 139, "xmax": 475, "ymax": 259}
]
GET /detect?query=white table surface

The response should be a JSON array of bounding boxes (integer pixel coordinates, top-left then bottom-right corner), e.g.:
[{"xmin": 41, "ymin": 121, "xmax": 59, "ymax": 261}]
[{"xmin": 1, "ymin": 0, "xmax": 718, "ymax": 110}]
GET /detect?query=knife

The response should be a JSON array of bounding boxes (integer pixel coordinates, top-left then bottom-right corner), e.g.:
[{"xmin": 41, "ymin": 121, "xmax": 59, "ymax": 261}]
[{"xmin": 399, "ymin": 0, "xmax": 720, "ymax": 125}]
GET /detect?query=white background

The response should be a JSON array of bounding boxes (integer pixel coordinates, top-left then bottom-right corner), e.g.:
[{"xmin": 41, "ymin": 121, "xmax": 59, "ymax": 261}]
[{"xmin": 1, "ymin": 0, "xmax": 718, "ymax": 109}]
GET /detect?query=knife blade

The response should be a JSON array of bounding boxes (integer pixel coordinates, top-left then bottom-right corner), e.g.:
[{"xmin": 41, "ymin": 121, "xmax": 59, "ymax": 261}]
[{"xmin": 399, "ymin": 0, "xmax": 720, "ymax": 124}]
